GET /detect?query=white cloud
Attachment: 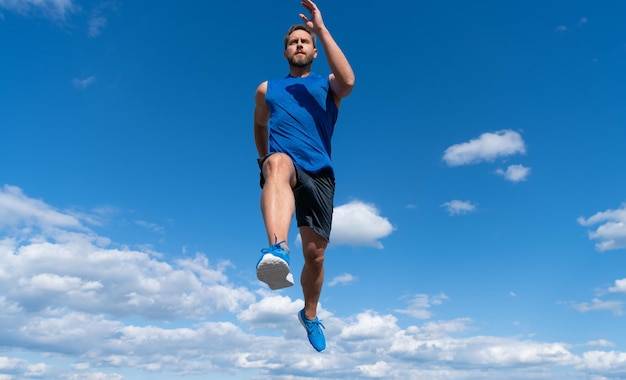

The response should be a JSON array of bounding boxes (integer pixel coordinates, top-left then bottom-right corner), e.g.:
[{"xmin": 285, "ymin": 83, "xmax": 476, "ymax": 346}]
[
  {"xmin": 2, "ymin": 237, "xmax": 252, "ymax": 319},
  {"xmin": 608, "ymin": 278, "xmax": 626, "ymax": 294},
  {"xmin": 0, "ymin": 186, "xmax": 255, "ymax": 321},
  {"xmin": 330, "ymin": 200, "xmax": 393, "ymax": 248},
  {"xmin": 462, "ymin": 338, "xmax": 574, "ymax": 366},
  {"xmin": 72, "ymin": 76, "xmax": 96, "ymax": 89},
  {"xmin": 0, "ymin": 0, "xmax": 117, "ymax": 36},
  {"xmin": 237, "ymin": 294, "xmax": 301, "ymax": 330},
  {"xmin": 0, "ymin": 184, "xmax": 84, "ymax": 236},
  {"xmin": 395, "ymin": 293, "xmax": 449, "ymax": 319},
  {"xmin": 578, "ymin": 203, "xmax": 626, "ymax": 252},
  {"xmin": 88, "ymin": 14, "xmax": 106, "ymax": 37},
  {"xmin": 0, "ymin": 356, "xmax": 50, "ymax": 377},
  {"xmin": 66, "ymin": 372, "xmax": 124, "ymax": 380},
  {"xmin": 328, "ymin": 273, "xmax": 356, "ymax": 287},
  {"xmin": 554, "ymin": 18, "xmax": 587, "ymax": 33},
  {"xmin": 387, "ymin": 320, "xmax": 574, "ymax": 368},
  {"xmin": 586, "ymin": 340, "xmax": 615, "ymax": 348},
  {"xmin": 135, "ymin": 220, "xmax": 165, "ymax": 234},
  {"xmin": 0, "ymin": 0, "xmax": 76, "ymax": 20},
  {"xmin": 578, "ymin": 351, "xmax": 626, "ymax": 373},
  {"xmin": 3, "ymin": 185, "xmax": 626, "ymax": 379},
  {"xmin": 87, "ymin": 1, "xmax": 118, "ymax": 37},
  {"xmin": 356, "ymin": 360, "xmax": 391, "ymax": 378},
  {"xmin": 571, "ymin": 298, "xmax": 624, "ymax": 316},
  {"xmin": 496, "ymin": 164, "xmax": 531, "ymax": 182},
  {"xmin": 443, "ymin": 130, "xmax": 526, "ymax": 167},
  {"xmin": 442, "ymin": 199, "xmax": 477, "ymax": 216},
  {"xmin": 339, "ymin": 310, "xmax": 401, "ymax": 341}
]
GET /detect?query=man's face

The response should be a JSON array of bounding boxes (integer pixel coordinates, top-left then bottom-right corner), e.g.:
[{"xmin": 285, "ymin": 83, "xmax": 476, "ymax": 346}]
[{"xmin": 284, "ymin": 29, "xmax": 317, "ymax": 68}]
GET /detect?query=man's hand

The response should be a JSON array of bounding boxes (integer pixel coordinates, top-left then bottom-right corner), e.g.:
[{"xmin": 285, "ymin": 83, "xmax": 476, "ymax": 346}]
[{"xmin": 299, "ymin": 0, "xmax": 326, "ymax": 32}]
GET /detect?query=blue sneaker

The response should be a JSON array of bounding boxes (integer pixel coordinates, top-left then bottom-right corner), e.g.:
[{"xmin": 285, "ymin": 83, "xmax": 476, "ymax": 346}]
[
  {"xmin": 298, "ymin": 308, "xmax": 326, "ymax": 352},
  {"xmin": 256, "ymin": 240, "xmax": 294, "ymax": 290}
]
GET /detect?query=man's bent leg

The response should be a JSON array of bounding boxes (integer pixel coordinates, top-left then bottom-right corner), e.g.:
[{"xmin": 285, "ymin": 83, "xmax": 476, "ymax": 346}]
[
  {"xmin": 257, "ymin": 153, "xmax": 298, "ymax": 290},
  {"xmin": 261, "ymin": 153, "xmax": 297, "ymax": 245}
]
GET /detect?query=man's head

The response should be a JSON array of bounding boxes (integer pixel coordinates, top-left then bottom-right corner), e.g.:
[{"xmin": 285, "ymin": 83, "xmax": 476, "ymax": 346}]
[
  {"xmin": 283, "ymin": 24, "xmax": 317, "ymax": 68},
  {"xmin": 283, "ymin": 24, "xmax": 316, "ymax": 49}
]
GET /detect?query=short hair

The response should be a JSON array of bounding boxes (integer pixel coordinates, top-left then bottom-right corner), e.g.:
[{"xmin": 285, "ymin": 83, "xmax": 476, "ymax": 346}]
[{"xmin": 283, "ymin": 24, "xmax": 316, "ymax": 49}]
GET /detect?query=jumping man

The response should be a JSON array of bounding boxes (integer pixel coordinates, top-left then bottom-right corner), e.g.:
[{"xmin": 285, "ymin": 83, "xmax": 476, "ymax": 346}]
[{"xmin": 253, "ymin": 0, "xmax": 355, "ymax": 352}]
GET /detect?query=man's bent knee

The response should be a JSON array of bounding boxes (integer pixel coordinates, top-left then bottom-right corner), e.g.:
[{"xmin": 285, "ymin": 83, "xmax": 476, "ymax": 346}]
[
  {"xmin": 263, "ymin": 153, "xmax": 296, "ymax": 186},
  {"xmin": 263, "ymin": 153, "xmax": 292, "ymax": 170}
]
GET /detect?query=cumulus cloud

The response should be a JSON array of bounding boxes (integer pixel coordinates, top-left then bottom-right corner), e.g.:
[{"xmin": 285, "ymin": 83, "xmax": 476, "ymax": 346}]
[
  {"xmin": 442, "ymin": 199, "xmax": 477, "ymax": 216},
  {"xmin": 356, "ymin": 361, "xmax": 391, "ymax": 378},
  {"xmin": 385, "ymin": 316, "xmax": 575, "ymax": 369},
  {"xmin": 0, "ymin": 0, "xmax": 76, "ymax": 20},
  {"xmin": 609, "ymin": 278, "xmax": 626, "ymax": 294},
  {"xmin": 496, "ymin": 164, "xmax": 531, "ymax": 182},
  {"xmin": 0, "ymin": 356, "xmax": 51, "ymax": 378},
  {"xmin": 0, "ymin": 185, "xmax": 255, "ymax": 322},
  {"xmin": 443, "ymin": 130, "xmax": 526, "ymax": 167},
  {"xmin": 7, "ymin": 239, "xmax": 251, "ymax": 318},
  {"xmin": 330, "ymin": 200, "xmax": 394, "ymax": 248},
  {"xmin": 577, "ymin": 203, "xmax": 626, "ymax": 252},
  {"xmin": 3, "ymin": 185, "xmax": 626, "ymax": 379},
  {"xmin": 339, "ymin": 310, "xmax": 401, "ymax": 341},
  {"xmin": 578, "ymin": 351, "xmax": 626, "ymax": 374},
  {"xmin": 237, "ymin": 294, "xmax": 301, "ymax": 330}
]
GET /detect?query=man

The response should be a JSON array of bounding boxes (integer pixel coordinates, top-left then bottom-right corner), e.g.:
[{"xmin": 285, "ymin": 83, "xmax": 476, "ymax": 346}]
[{"xmin": 253, "ymin": 0, "xmax": 355, "ymax": 352}]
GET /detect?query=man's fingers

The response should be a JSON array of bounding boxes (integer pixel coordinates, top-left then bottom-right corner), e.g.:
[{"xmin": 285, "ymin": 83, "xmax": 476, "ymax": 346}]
[{"xmin": 301, "ymin": 0, "xmax": 316, "ymax": 13}]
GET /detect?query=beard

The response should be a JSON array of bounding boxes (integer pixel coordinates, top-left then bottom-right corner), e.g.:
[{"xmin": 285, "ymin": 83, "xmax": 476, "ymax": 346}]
[{"xmin": 288, "ymin": 53, "xmax": 314, "ymax": 68}]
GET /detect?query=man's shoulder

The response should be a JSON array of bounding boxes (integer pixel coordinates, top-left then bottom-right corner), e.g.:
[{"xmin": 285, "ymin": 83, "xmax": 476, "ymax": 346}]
[{"xmin": 255, "ymin": 81, "xmax": 268, "ymax": 94}]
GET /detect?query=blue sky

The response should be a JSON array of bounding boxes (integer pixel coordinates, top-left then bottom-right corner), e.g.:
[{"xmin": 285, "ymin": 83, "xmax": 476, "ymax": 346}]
[{"xmin": 1, "ymin": 0, "xmax": 626, "ymax": 379}]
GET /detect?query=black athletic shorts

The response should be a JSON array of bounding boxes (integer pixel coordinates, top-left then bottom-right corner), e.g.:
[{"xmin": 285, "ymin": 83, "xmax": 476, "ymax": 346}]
[{"xmin": 258, "ymin": 155, "xmax": 335, "ymax": 241}]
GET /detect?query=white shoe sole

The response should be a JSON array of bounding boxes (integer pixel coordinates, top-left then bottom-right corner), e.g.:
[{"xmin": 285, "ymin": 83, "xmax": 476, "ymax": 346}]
[{"xmin": 256, "ymin": 254, "xmax": 294, "ymax": 290}]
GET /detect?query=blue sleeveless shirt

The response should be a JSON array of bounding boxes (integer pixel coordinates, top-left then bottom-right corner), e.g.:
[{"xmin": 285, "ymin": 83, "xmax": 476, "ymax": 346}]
[{"xmin": 266, "ymin": 73, "xmax": 338, "ymax": 176}]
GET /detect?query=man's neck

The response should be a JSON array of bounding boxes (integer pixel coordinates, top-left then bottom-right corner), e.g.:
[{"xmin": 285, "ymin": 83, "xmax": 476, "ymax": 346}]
[{"xmin": 288, "ymin": 66, "xmax": 312, "ymax": 78}]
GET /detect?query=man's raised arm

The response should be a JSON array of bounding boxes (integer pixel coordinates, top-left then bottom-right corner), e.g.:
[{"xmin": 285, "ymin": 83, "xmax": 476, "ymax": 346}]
[{"xmin": 299, "ymin": 0, "xmax": 355, "ymax": 99}]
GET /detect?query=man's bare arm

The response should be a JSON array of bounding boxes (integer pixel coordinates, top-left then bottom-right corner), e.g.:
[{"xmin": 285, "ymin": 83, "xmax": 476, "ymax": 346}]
[
  {"xmin": 254, "ymin": 81, "xmax": 270, "ymax": 157},
  {"xmin": 299, "ymin": 0, "xmax": 355, "ymax": 99}
]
